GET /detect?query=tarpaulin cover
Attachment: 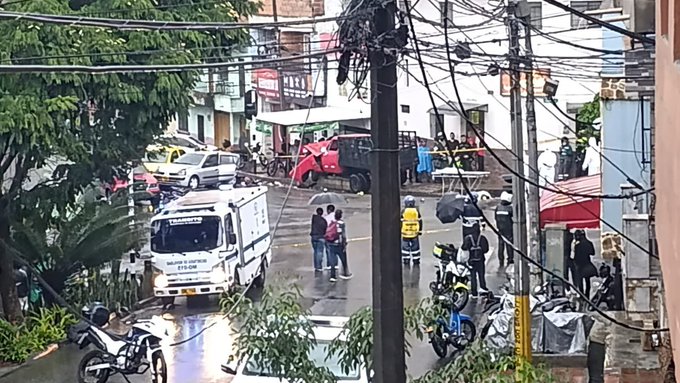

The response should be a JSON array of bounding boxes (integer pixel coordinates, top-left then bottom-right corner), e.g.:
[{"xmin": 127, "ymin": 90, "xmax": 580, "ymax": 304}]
[
  {"xmin": 540, "ymin": 174, "xmax": 601, "ymax": 229},
  {"xmin": 484, "ymin": 293, "xmax": 594, "ymax": 355}
]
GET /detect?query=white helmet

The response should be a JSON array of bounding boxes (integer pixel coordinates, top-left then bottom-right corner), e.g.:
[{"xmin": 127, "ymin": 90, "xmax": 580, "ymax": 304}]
[{"xmin": 500, "ymin": 191, "xmax": 512, "ymax": 203}]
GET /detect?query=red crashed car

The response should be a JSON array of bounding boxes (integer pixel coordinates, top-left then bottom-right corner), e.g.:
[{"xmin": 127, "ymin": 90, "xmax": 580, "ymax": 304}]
[{"xmin": 101, "ymin": 166, "xmax": 160, "ymax": 202}]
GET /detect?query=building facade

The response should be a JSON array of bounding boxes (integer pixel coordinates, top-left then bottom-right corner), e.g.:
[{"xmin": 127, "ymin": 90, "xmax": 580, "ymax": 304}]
[{"xmin": 655, "ymin": 0, "xmax": 680, "ymax": 377}]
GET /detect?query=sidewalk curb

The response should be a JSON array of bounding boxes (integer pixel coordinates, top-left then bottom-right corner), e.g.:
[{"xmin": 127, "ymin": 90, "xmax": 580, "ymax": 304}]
[
  {"xmin": 0, "ymin": 342, "xmax": 61, "ymax": 379},
  {"xmin": 238, "ymin": 171, "xmax": 488, "ymax": 198}
]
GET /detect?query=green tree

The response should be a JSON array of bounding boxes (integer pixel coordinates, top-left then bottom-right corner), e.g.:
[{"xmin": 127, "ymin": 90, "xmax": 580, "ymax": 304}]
[
  {"xmin": 7, "ymin": 194, "xmax": 147, "ymax": 306},
  {"xmin": 575, "ymin": 94, "xmax": 601, "ymax": 155},
  {"xmin": 222, "ymin": 288, "xmax": 555, "ymax": 383},
  {"xmin": 0, "ymin": 0, "xmax": 259, "ymax": 321}
]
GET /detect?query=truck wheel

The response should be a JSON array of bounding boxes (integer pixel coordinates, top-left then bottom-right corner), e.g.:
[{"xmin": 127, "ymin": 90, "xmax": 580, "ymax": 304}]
[
  {"xmin": 301, "ymin": 171, "xmax": 317, "ymax": 188},
  {"xmin": 161, "ymin": 297, "xmax": 175, "ymax": 310},
  {"xmin": 253, "ymin": 263, "xmax": 266, "ymax": 288},
  {"xmin": 358, "ymin": 173, "xmax": 370, "ymax": 193},
  {"xmin": 349, "ymin": 174, "xmax": 363, "ymax": 194}
]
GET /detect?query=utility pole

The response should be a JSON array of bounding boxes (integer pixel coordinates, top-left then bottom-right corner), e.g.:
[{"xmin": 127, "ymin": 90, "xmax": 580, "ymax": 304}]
[
  {"xmin": 271, "ymin": 0, "xmax": 287, "ymax": 113},
  {"xmin": 507, "ymin": 0, "xmax": 532, "ymax": 368},
  {"xmin": 370, "ymin": 1, "xmax": 405, "ymax": 383},
  {"xmin": 519, "ymin": 0, "xmax": 542, "ymax": 285}
]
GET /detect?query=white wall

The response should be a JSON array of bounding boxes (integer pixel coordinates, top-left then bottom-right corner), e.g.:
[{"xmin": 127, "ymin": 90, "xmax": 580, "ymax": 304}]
[
  {"xmin": 187, "ymin": 106, "xmax": 215, "ymax": 145},
  {"xmin": 315, "ymin": 0, "xmax": 602, "ymax": 148}
]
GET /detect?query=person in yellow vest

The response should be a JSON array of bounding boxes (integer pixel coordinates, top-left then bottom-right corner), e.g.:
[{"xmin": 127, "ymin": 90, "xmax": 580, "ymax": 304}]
[{"xmin": 401, "ymin": 195, "xmax": 423, "ymax": 265}]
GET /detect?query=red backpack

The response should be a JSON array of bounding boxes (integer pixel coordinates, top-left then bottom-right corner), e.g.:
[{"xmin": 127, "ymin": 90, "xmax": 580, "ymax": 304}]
[{"xmin": 325, "ymin": 220, "xmax": 339, "ymax": 242}]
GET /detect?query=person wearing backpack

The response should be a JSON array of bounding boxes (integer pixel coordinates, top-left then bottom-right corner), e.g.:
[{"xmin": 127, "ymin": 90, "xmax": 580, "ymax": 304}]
[
  {"xmin": 325, "ymin": 209, "xmax": 352, "ymax": 282},
  {"xmin": 461, "ymin": 221, "xmax": 489, "ymax": 298}
]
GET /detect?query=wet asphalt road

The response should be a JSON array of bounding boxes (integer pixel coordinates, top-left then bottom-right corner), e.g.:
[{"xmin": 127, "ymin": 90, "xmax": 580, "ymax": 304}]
[{"xmin": 1, "ymin": 186, "xmax": 507, "ymax": 383}]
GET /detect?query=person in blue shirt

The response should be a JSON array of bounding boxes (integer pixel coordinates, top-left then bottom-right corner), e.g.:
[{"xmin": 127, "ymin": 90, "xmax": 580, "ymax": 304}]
[{"xmin": 416, "ymin": 140, "xmax": 433, "ymax": 182}]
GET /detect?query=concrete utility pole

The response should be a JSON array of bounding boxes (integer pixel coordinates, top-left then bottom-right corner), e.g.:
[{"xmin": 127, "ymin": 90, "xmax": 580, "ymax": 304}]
[
  {"xmin": 519, "ymin": 0, "xmax": 542, "ymax": 285},
  {"xmin": 507, "ymin": 0, "xmax": 532, "ymax": 366},
  {"xmin": 271, "ymin": 0, "xmax": 287, "ymax": 112},
  {"xmin": 370, "ymin": 2, "xmax": 406, "ymax": 383}
]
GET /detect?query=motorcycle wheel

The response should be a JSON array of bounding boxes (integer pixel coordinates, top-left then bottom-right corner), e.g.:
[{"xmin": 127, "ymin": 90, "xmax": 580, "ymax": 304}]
[
  {"xmin": 151, "ymin": 352, "xmax": 168, "ymax": 383},
  {"xmin": 452, "ymin": 287, "xmax": 470, "ymax": 311},
  {"xmin": 460, "ymin": 319, "xmax": 477, "ymax": 343},
  {"xmin": 430, "ymin": 326, "xmax": 448, "ymax": 358},
  {"xmin": 78, "ymin": 350, "xmax": 111, "ymax": 383},
  {"xmin": 480, "ymin": 319, "xmax": 492, "ymax": 339},
  {"xmin": 259, "ymin": 155, "xmax": 269, "ymax": 168},
  {"xmin": 266, "ymin": 161, "xmax": 278, "ymax": 177}
]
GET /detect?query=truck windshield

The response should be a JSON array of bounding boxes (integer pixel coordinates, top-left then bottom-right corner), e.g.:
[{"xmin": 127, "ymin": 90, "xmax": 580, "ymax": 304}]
[{"xmin": 150, "ymin": 216, "xmax": 223, "ymax": 254}]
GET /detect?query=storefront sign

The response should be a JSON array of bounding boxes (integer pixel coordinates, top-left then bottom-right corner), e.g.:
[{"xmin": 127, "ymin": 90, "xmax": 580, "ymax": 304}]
[
  {"xmin": 500, "ymin": 69, "xmax": 551, "ymax": 97},
  {"xmin": 282, "ymin": 72, "xmax": 311, "ymax": 102},
  {"xmin": 253, "ymin": 68, "xmax": 279, "ymax": 99}
]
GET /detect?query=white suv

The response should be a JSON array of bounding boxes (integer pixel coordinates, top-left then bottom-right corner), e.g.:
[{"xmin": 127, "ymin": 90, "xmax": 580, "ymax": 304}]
[
  {"xmin": 154, "ymin": 151, "xmax": 239, "ymax": 189},
  {"xmin": 222, "ymin": 316, "xmax": 369, "ymax": 383}
]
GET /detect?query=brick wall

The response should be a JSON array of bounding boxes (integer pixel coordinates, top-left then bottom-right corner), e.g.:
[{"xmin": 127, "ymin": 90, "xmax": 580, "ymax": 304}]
[
  {"xmin": 280, "ymin": 31, "xmax": 305, "ymax": 55},
  {"xmin": 258, "ymin": 0, "xmax": 324, "ymax": 17}
]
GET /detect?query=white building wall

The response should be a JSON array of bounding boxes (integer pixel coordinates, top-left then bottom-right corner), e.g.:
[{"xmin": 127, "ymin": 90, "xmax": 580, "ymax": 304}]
[
  {"xmin": 187, "ymin": 106, "xmax": 215, "ymax": 145},
  {"xmin": 315, "ymin": 0, "xmax": 602, "ymax": 149}
]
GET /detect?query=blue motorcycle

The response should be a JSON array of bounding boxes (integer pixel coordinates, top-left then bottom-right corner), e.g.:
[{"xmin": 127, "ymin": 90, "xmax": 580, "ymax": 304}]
[{"xmin": 425, "ymin": 295, "xmax": 476, "ymax": 358}]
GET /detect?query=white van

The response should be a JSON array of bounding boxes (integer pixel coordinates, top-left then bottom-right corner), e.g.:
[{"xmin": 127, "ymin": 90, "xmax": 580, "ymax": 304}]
[{"xmin": 150, "ymin": 186, "xmax": 271, "ymax": 304}]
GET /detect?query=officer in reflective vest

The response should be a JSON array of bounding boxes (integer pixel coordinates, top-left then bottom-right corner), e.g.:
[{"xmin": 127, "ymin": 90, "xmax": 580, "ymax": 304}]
[{"xmin": 401, "ymin": 195, "xmax": 423, "ymax": 265}]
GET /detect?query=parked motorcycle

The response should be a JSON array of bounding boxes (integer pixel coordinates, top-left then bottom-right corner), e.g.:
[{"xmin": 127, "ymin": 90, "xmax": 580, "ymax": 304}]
[
  {"xmin": 531, "ymin": 281, "xmax": 575, "ymax": 314},
  {"xmin": 74, "ymin": 303, "xmax": 168, "ymax": 383},
  {"xmin": 430, "ymin": 242, "xmax": 470, "ymax": 310},
  {"xmin": 251, "ymin": 142, "xmax": 268, "ymax": 167},
  {"xmin": 426, "ymin": 294, "xmax": 476, "ymax": 358},
  {"xmin": 156, "ymin": 186, "xmax": 187, "ymax": 213}
]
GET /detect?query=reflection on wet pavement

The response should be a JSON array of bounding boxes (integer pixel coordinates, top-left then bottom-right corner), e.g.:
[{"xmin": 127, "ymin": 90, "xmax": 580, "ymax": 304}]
[{"xmin": 0, "ymin": 187, "xmax": 505, "ymax": 383}]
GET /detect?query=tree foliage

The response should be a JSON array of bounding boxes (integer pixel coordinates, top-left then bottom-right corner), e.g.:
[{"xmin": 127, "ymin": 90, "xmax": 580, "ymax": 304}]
[
  {"xmin": 0, "ymin": 0, "xmax": 260, "ymax": 320},
  {"xmin": 575, "ymin": 94, "xmax": 601, "ymax": 155},
  {"xmin": 222, "ymin": 288, "xmax": 555, "ymax": 383},
  {"xmin": 7, "ymin": 194, "xmax": 147, "ymax": 305}
]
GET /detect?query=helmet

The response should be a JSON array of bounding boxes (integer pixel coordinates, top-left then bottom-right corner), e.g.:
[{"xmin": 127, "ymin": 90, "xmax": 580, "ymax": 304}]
[
  {"xmin": 403, "ymin": 195, "xmax": 416, "ymax": 207},
  {"xmin": 500, "ymin": 191, "xmax": 512, "ymax": 203}
]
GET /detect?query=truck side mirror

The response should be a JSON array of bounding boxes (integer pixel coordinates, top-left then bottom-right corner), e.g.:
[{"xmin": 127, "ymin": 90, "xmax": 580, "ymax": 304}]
[{"xmin": 228, "ymin": 233, "xmax": 237, "ymax": 245}]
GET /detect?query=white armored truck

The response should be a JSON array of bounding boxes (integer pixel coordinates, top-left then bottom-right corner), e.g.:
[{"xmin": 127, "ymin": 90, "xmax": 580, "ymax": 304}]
[{"xmin": 150, "ymin": 186, "xmax": 271, "ymax": 305}]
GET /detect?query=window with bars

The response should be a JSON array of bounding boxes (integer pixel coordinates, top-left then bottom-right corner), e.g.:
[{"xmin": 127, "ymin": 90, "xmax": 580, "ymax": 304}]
[
  {"xmin": 570, "ymin": 1, "xmax": 602, "ymax": 28},
  {"xmin": 529, "ymin": 3, "xmax": 542, "ymax": 29},
  {"xmin": 439, "ymin": 1, "xmax": 455, "ymax": 27}
]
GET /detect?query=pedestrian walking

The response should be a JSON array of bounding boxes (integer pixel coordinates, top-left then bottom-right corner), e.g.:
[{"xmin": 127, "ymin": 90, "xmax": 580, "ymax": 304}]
[
  {"xmin": 325, "ymin": 209, "xmax": 352, "ymax": 282},
  {"xmin": 401, "ymin": 195, "xmax": 423, "ymax": 265},
  {"xmin": 324, "ymin": 205, "xmax": 336, "ymax": 269},
  {"xmin": 494, "ymin": 191, "xmax": 514, "ymax": 267},
  {"xmin": 461, "ymin": 222, "xmax": 489, "ymax": 298},
  {"xmin": 571, "ymin": 229, "xmax": 597, "ymax": 297},
  {"xmin": 310, "ymin": 207, "xmax": 327, "ymax": 272}
]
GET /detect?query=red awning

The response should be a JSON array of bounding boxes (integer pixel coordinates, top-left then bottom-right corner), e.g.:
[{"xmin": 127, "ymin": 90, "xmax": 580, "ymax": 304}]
[{"xmin": 540, "ymin": 175, "xmax": 601, "ymax": 229}]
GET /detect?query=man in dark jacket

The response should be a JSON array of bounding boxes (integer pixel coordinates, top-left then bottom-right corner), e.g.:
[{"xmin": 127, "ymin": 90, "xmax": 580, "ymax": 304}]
[
  {"xmin": 494, "ymin": 191, "xmax": 514, "ymax": 267},
  {"xmin": 572, "ymin": 229, "xmax": 596, "ymax": 297},
  {"xmin": 558, "ymin": 136, "xmax": 574, "ymax": 181},
  {"xmin": 310, "ymin": 207, "xmax": 328, "ymax": 272},
  {"xmin": 461, "ymin": 222, "xmax": 489, "ymax": 298},
  {"xmin": 461, "ymin": 192, "xmax": 484, "ymax": 239}
]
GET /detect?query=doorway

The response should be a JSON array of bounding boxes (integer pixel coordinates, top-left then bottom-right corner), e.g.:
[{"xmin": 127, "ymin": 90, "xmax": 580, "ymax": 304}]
[{"xmin": 197, "ymin": 115, "xmax": 205, "ymax": 143}]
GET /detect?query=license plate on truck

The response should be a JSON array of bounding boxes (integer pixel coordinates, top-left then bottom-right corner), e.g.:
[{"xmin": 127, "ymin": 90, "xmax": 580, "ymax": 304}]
[{"xmin": 182, "ymin": 288, "xmax": 196, "ymax": 295}]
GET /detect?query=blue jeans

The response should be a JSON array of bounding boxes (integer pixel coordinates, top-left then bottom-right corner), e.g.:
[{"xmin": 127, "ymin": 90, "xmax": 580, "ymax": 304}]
[
  {"xmin": 328, "ymin": 243, "xmax": 348, "ymax": 278},
  {"xmin": 311, "ymin": 237, "xmax": 326, "ymax": 270}
]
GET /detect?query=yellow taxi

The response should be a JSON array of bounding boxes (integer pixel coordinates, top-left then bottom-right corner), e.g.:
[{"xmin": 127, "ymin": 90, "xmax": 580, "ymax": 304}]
[{"xmin": 143, "ymin": 145, "xmax": 192, "ymax": 173}]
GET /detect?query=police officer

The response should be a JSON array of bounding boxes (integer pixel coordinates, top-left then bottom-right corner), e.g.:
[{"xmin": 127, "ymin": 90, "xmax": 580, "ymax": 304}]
[
  {"xmin": 461, "ymin": 192, "xmax": 483, "ymax": 239},
  {"xmin": 494, "ymin": 191, "xmax": 514, "ymax": 267},
  {"xmin": 401, "ymin": 195, "xmax": 423, "ymax": 265}
]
